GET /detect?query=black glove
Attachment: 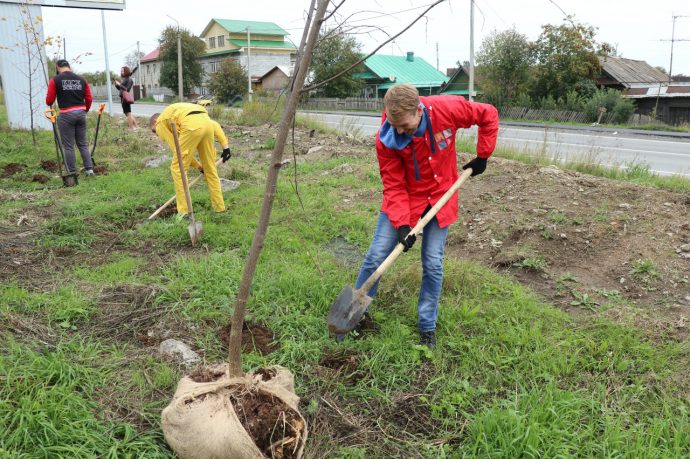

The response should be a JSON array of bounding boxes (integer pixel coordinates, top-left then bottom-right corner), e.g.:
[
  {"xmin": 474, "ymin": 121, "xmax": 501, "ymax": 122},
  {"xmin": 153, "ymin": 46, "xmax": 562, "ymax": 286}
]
[
  {"xmin": 397, "ymin": 225, "xmax": 416, "ymax": 252},
  {"xmin": 221, "ymin": 147, "xmax": 231, "ymax": 162},
  {"xmin": 462, "ymin": 156, "xmax": 488, "ymax": 177}
]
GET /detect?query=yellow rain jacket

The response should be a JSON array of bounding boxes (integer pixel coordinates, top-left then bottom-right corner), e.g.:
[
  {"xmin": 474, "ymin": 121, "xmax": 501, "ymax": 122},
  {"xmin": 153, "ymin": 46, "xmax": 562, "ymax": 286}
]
[{"xmin": 155, "ymin": 103, "xmax": 228, "ymax": 214}]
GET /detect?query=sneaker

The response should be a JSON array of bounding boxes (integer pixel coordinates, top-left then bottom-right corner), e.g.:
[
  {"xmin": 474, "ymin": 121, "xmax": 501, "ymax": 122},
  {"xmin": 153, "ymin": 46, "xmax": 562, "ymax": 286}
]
[
  {"xmin": 419, "ymin": 330, "xmax": 436, "ymax": 349},
  {"xmin": 84, "ymin": 169, "xmax": 96, "ymax": 177}
]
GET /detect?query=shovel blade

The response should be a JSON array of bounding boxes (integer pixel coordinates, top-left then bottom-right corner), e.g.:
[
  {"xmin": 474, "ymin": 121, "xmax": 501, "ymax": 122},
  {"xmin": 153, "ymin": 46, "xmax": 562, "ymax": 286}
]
[
  {"xmin": 187, "ymin": 221, "xmax": 203, "ymax": 245},
  {"xmin": 327, "ymin": 285, "xmax": 373, "ymax": 335}
]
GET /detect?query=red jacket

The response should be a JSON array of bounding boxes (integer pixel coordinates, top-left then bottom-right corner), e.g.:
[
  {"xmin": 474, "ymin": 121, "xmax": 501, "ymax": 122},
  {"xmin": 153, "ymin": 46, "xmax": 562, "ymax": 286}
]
[{"xmin": 376, "ymin": 95, "xmax": 498, "ymax": 229}]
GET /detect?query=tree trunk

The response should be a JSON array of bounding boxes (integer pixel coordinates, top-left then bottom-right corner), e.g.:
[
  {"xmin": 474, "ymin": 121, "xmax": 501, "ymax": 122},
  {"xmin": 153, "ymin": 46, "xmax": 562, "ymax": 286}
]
[{"xmin": 227, "ymin": 0, "xmax": 329, "ymax": 378}]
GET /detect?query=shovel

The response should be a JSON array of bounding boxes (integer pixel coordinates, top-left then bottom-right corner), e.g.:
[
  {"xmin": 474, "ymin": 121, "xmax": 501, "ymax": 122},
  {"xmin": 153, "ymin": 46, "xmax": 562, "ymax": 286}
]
[
  {"xmin": 170, "ymin": 122, "xmax": 203, "ymax": 246},
  {"xmin": 146, "ymin": 157, "xmax": 223, "ymax": 221},
  {"xmin": 44, "ymin": 109, "xmax": 78, "ymax": 187},
  {"xmin": 90, "ymin": 103, "xmax": 106, "ymax": 165},
  {"xmin": 327, "ymin": 167, "xmax": 474, "ymax": 336}
]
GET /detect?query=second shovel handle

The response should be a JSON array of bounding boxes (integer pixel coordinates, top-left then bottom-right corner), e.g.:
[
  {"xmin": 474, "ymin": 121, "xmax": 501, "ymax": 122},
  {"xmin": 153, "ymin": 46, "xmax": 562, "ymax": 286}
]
[
  {"xmin": 170, "ymin": 122, "xmax": 195, "ymax": 220},
  {"xmin": 359, "ymin": 168, "xmax": 473, "ymax": 294}
]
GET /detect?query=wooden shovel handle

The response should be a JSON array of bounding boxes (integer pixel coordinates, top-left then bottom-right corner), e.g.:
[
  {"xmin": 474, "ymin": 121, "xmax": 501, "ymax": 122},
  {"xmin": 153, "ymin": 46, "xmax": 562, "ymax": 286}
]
[
  {"xmin": 147, "ymin": 157, "xmax": 222, "ymax": 220},
  {"xmin": 359, "ymin": 168, "xmax": 473, "ymax": 294},
  {"xmin": 170, "ymin": 122, "xmax": 195, "ymax": 221}
]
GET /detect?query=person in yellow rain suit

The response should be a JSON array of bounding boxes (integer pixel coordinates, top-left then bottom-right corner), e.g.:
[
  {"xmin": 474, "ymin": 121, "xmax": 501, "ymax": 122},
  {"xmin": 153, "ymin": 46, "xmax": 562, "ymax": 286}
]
[{"xmin": 149, "ymin": 103, "xmax": 231, "ymax": 215}]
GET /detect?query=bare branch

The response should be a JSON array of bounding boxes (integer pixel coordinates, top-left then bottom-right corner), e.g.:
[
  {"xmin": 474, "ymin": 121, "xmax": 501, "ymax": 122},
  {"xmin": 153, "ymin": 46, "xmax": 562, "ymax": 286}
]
[
  {"xmin": 303, "ymin": 0, "xmax": 447, "ymax": 93},
  {"xmin": 323, "ymin": 0, "xmax": 347, "ymax": 22}
]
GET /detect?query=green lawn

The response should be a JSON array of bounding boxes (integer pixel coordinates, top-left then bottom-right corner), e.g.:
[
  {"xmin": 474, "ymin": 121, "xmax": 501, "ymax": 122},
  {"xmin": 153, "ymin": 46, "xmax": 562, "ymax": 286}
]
[{"xmin": 0, "ymin": 105, "xmax": 688, "ymax": 458}]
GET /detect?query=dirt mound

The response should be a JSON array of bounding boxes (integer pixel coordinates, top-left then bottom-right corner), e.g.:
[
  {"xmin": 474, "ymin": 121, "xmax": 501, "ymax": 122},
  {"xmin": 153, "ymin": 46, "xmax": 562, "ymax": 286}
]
[
  {"xmin": 93, "ymin": 165, "xmax": 108, "ymax": 175},
  {"xmin": 444, "ymin": 158, "xmax": 690, "ymax": 339},
  {"xmin": 40, "ymin": 159, "xmax": 60, "ymax": 172},
  {"xmin": 219, "ymin": 321, "xmax": 278, "ymax": 355},
  {"xmin": 31, "ymin": 174, "xmax": 50, "ymax": 184},
  {"xmin": 1, "ymin": 163, "xmax": 25, "ymax": 178}
]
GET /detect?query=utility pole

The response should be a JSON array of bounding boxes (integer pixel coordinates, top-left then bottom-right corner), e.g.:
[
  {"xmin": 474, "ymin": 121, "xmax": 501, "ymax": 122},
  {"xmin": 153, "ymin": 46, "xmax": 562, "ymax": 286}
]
[
  {"xmin": 246, "ymin": 27, "xmax": 252, "ymax": 102},
  {"xmin": 63, "ymin": 37, "xmax": 66, "ymax": 60},
  {"xmin": 468, "ymin": 0, "xmax": 475, "ymax": 101},
  {"xmin": 101, "ymin": 10, "xmax": 113, "ymax": 115},
  {"xmin": 167, "ymin": 15, "xmax": 184, "ymax": 102},
  {"xmin": 436, "ymin": 42, "xmax": 439, "ymax": 71},
  {"xmin": 136, "ymin": 40, "xmax": 141, "ymax": 96},
  {"xmin": 668, "ymin": 14, "xmax": 690, "ymax": 84}
]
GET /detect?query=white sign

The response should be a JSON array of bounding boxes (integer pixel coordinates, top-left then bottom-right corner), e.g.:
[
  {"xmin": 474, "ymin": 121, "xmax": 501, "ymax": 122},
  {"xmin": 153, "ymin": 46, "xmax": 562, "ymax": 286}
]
[{"xmin": 0, "ymin": 0, "xmax": 125, "ymax": 10}]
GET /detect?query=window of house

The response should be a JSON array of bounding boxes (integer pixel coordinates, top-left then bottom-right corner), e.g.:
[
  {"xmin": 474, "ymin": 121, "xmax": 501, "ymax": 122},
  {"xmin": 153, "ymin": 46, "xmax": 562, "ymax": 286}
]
[
  {"xmin": 208, "ymin": 36, "xmax": 216, "ymax": 48},
  {"xmin": 217, "ymin": 35, "xmax": 224, "ymax": 47},
  {"xmin": 210, "ymin": 61, "xmax": 219, "ymax": 73}
]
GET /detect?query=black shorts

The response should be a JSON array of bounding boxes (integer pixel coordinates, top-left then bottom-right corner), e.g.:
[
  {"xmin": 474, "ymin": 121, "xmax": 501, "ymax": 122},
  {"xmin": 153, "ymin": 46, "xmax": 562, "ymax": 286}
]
[{"xmin": 121, "ymin": 101, "xmax": 132, "ymax": 114}]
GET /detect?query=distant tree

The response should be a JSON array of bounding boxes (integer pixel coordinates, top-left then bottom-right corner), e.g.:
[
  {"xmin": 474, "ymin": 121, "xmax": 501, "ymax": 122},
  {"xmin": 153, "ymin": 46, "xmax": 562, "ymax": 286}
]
[
  {"xmin": 208, "ymin": 59, "xmax": 248, "ymax": 102},
  {"xmin": 596, "ymin": 41, "xmax": 620, "ymax": 57},
  {"xmin": 655, "ymin": 66, "xmax": 668, "ymax": 75},
  {"xmin": 82, "ymin": 70, "xmax": 118, "ymax": 85},
  {"xmin": 158, "ymin": 26, "xmax": 205, "ymax": 97},
  {"xmin": 310, "ymin": 27, "xmax": 364, "ymax": 98},
  {"xmin": 475, "ymin": 27, "xmax": 534, "ymax": 106},
  {"xmin": 531, "ymin": 16, "xmax": 600, "ymax": 101},
  {"xmin": 124, "ymin": 50, "xmax": 145, "ymax": 71}
]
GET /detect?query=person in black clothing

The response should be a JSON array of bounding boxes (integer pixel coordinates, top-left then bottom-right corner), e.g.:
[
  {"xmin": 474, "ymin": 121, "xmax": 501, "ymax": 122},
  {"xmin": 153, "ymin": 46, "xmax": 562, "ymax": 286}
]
[
  {"xmin": 114, "ymin": 65, "xmax": 138, "ymax": 130},
  {"xmin": 45, "ymin": 59, "xmax": 95, "ymax": 177}
]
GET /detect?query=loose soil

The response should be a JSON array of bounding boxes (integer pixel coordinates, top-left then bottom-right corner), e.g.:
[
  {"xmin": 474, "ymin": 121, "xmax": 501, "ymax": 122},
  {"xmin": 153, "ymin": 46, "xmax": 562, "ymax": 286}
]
[
  {"xmin": 1, "ymin": 162, "xmax": 24, "ymax": 178},
  {"xmin": 40, "ymin": 159, "xmax": 60, "ymax": 173},
  {"xmin": 93, "ymin": 165, "xmax": 108, "ymax": 175},
  {"xmin": 31, "ymin": 174, "xmax": 49, "ymax": 184},
  {"xmin": 219, "ymin": 321, "xmax": 279, "ymax": 356},
  {"xmin": 229, "ymin": 388, "xmax": 304, "ymax": 459}
]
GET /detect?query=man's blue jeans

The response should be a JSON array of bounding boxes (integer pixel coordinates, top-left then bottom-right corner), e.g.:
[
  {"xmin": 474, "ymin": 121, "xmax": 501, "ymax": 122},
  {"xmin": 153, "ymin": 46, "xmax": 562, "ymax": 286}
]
[{"xmin": 355, "ymin": 212, "xmax": 449, "ymax": 332}]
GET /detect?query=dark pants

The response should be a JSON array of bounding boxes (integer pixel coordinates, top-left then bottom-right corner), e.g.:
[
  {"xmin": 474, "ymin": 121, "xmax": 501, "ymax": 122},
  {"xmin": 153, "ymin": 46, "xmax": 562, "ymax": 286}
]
[{"xmin": 57, "ymin": 110, "xmax": 93, "ymax": 173}]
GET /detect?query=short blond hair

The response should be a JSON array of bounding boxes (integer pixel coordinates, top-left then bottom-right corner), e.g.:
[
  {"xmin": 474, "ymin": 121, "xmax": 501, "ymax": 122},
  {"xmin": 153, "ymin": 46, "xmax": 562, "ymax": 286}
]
[
  {"xmin": 383, "ymin": 84, "xmax": 420, "ymax": 123},
  {"xmin": 149, "ymin": 113, "xmax": 160, "ymax": 130}
]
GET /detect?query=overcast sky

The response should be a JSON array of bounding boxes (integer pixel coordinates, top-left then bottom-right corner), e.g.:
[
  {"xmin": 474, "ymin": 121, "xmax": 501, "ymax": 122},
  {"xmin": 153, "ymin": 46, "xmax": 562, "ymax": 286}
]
[{"xmin": 39, "ymin": 0, "xmax": 690, "ymax": 78}]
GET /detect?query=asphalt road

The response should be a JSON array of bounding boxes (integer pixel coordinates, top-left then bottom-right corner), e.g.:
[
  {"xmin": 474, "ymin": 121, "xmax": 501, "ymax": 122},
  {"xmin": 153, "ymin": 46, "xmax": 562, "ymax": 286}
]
[{"xmin": 109, "ymin": 102, "xmax": 690, "ymax": 177}]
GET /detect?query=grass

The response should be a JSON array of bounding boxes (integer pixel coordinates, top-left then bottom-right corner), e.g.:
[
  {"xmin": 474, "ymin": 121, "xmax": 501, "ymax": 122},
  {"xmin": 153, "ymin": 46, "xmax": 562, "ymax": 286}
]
[{"xmin": 1, "ymin": 101, "xmax": 689, "ymax": 457}]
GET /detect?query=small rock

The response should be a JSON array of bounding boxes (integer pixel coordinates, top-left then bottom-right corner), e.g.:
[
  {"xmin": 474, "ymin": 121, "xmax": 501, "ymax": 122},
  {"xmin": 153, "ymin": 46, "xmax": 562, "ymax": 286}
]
[
  {"xmin": 560, "ymin": 233, "xmax": 567, "ymax": 239},
  {"xmin": 219, "ymin": 178, "xmax": 240, "ymax": 191},
  {"xmin": 620, "ymin": 277, "xmax": 626, "ymax": 284},
  {"xmin": 307, "ymin": 146, "xmax": 324, "ymax": 155},
  {"xmin": 145, "ymin": 155, "xmax": 170, "ymax": 168},
  {"xmin": 539, "ymin": 165, "xmax": 562, "ymax": 175},
  {"xmin": 663, "ymin": 202, "xmax": 672, "ymax": 207},
  {"xmin": 618, "ymin": 203, "xmax": 633, "ymax": 209},
  {"xmin": 680, "ymin": 243, "xmax": 690, "ymax": 253},
  {"xmin": 578, "ymin": 188, "xmax": 584, "ymax": 192},
  {"xmin": 159, "ymin": 339, "xmax": 200, "ymax": 367}
]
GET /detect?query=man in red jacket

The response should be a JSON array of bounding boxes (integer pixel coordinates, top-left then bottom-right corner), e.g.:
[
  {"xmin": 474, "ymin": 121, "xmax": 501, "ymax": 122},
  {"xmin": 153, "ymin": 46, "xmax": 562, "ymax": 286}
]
[
  {"xmin": 46, "ymin": 59, "xmax": 95, "ymax": 177},
  {"xmin": 353, "ymin": 83, "xmax": 499, "ymax": 349}
]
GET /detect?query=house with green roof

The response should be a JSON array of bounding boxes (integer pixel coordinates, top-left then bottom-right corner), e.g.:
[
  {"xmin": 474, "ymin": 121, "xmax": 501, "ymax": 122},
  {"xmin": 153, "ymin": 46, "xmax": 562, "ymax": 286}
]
[
  {"xmin": 197, "ymin": 18, "xmax": 297, "ymax": 95},
  {"xmin": 354, "ymin": 52, "xmax": 448, "ymax": 98},
  {"xmin": 439, "ymin": 65, "xmax": 482, "ymax": 97}
]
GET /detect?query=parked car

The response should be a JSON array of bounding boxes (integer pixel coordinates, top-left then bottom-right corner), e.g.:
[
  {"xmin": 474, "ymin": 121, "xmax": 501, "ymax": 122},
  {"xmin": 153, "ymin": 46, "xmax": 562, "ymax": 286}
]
[{"xmin": 195, "ymin": 95, "xmax": 216, "ymax": 107}]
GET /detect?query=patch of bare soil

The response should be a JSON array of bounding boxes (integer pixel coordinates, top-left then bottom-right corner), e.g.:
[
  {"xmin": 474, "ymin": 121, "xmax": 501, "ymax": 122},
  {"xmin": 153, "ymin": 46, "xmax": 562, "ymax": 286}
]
[
  {"xmin": 93, "ymin": 165, "xmax": 108, "ymax": 175},
  {"xmin": 444, "ymin": 157, "xmax": 690, "ymax": 340},
  {"xmin": 219, "ymin": 321, "xmax": 279, "ymax": 355},
  {"xmin": 317, "ymin": 348, "xmax": 366, "ymax": 386},
  {"xmin": 1, "ymin": 163, "xmax": 25, "ymax": 178},
  {"xmin": 31, "ymin": 174, "xmax": 50, "ymax": 184},
  {"xmin": 40, "ymin": 159, "xmax": 60, "ymax": 173},
  {"xmin": 229, "ymin": 388, "xmax": 304, "ymax": 459}
]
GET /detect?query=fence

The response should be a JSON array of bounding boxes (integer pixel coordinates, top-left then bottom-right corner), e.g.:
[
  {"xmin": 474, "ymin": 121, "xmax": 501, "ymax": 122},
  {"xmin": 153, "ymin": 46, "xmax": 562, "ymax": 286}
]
[
  {"xmin": 499, "ymin": 107, "xmax": 595, "ymax": 124},
  {"xmin": 300, "ymin": 97, "xmax": 383, "ymax": 111}
]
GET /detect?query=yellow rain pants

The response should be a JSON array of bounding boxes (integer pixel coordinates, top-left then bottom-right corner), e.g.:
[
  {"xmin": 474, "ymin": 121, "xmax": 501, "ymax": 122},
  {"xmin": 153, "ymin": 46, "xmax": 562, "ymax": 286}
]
[{"xmin": 155, "ymin": 103, "xmax": 225, "ymax": 214}]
